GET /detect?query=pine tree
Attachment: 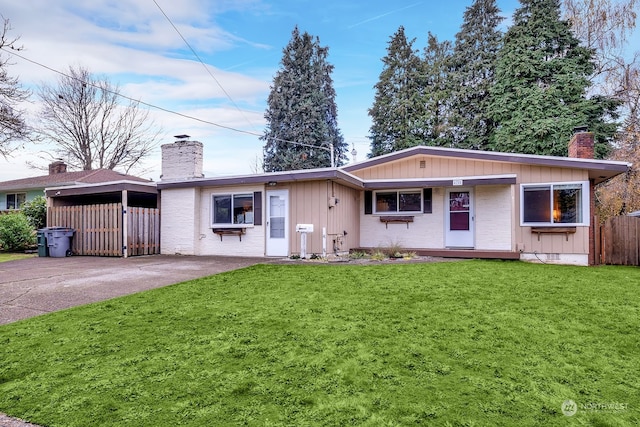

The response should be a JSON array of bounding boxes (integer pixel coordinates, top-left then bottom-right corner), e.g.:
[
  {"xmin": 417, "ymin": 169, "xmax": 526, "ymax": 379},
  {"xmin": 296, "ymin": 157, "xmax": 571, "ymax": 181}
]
[
  {"xmin": 368, "ymin": 26, "xmax": 425, "ymax": 157},
  {"xmin": 419, "ymin": 32, "xmax": 453, "ymax": 147},
  {"xmin": 488, "ymin": 0, "xmax": 616, "ymax": 157},
  {"xmin": 262, "ymin": 27, "xmax": 346, "ymax": 172},
  {"xmin": 449, "ymin": 0, "xmax": 504, "ymax": 150}
]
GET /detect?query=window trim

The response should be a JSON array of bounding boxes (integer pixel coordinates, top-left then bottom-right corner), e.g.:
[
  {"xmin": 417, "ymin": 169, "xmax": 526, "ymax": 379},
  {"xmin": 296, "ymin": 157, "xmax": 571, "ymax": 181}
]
[
  {"xmin": 6, "ymin": 192, "xmax": 26, "ymax": 210},
  {"xmin": 373, "ymin": 189, "xmax": 423, "ymax": 215},
  {"xmin": 211, "ymin": 192, "xmax": 255, "ymax": 228},
  {"xmin": 520, "ymin": 181, "xmax": 589, "ymax": 227}
]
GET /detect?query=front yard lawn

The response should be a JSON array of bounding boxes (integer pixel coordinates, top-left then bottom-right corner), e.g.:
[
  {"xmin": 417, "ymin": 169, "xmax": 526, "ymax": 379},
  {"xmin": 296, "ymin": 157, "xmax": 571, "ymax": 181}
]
[
  {"xmin": 0, "ymin": 260, "xmax": 638, "ymax": 426},
  {"xmin": 0, "ymin": 252, "xmax": 36, "ymax": 263}
]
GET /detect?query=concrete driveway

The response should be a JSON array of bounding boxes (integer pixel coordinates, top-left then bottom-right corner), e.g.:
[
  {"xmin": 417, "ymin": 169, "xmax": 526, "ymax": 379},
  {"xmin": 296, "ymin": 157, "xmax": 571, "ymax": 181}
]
[{"xmin": 0, "ymin": 255, "xmax": 266, "ymax": 325}]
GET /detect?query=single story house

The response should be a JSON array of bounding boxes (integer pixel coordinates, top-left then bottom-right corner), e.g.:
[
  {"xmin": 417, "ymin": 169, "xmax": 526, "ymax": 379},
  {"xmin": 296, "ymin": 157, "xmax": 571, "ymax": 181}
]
[
  {"xmin": 0, "ymin": 161, "xmax": 152, "ymax": 210},
  {"xmin": 158, "ymin": 131, "xmax": 630, "ymax": 265}
]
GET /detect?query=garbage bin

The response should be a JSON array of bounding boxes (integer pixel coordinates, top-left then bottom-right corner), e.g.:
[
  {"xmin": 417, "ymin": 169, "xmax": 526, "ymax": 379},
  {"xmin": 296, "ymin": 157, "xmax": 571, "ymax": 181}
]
[
  {"xmin": 36, "ymin": 229, "xmax": 49, "ymax": 257},
  {"xmin": 44, "ymin": 227, "xmax": 75, "ymax": 258}
]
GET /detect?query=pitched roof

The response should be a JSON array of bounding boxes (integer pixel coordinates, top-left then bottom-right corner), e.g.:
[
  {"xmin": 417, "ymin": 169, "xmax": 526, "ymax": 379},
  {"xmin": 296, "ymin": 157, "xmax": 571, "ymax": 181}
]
[
  {"xmin": 342, "ymin": 145, "xmax": 631, "ymax": 184},
  {"xmin": 0, "ymin": 169, "xmax": 151, "ymax": 192}
]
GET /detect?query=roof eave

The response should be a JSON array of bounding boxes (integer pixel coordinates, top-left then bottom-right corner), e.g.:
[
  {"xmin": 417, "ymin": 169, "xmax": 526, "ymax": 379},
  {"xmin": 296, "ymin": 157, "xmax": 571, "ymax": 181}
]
[{"xmin": 157, "ymin": 168, "xmax": 365, "ymax": 190}]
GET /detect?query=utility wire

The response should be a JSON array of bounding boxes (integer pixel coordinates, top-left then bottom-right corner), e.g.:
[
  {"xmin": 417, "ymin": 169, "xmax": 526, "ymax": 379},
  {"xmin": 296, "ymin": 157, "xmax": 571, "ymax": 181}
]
[
  {"xmin": 151, "ymin": 0, "xmax": 259, "ymax": 132},
  {"xmin": 1, "ymin": 46, "xmax": 335, "ymax": 154}
]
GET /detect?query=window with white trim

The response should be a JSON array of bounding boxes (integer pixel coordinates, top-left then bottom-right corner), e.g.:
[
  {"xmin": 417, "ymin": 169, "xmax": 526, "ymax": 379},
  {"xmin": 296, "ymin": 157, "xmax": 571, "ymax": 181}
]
[
  {"xmin": 521, "ymin": 182, "xmax": 589, "ymax": 226},
  {"xmin": 6, "ymin": 193, "xmax": 26, "ymax": 210},
  {"xmin": 211, "ymin": 193, "xmax": 254, "ymax": 226},
  {"xmin": 374, "ymin": 190, "xmax": 422, "ymax": 214}
]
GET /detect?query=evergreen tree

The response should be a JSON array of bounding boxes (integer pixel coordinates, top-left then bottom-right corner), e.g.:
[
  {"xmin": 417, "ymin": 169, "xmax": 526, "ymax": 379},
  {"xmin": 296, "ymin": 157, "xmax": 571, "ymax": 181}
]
[
  {"xmin": 368, "ymin": 26, "xmax": 424, "ymax": 157},
  {"xmin": 419, "ymin": 32, "xmax": 453, "ymax": 147},
  {"xmin": 262, "ymin": 27, "xmax": 346, "ymax": 171},
  {"xmin": 449, "ymin": 0, "xmax": 504, "ymax": 150},
  {"xmin": 488, "ymin": 0, "xmax": 616, "ymax": 157}
]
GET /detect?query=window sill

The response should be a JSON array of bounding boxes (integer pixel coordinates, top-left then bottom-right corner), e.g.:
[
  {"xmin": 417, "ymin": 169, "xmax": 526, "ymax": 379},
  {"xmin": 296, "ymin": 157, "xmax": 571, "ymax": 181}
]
[
  {"xmin": 379, "ymin": 215, "xmax": 414, "ymax": 229},
  {"xmin": 212, "ymin": 228, "xmax": 246, "ymax": 241},
  {"xmin": 530, "ymin": 226, "xmax": 577, "ymax": 241}
]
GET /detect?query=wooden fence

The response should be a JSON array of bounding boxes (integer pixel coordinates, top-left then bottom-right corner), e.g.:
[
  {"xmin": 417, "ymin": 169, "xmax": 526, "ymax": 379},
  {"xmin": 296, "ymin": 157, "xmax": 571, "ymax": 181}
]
[
  {"xmin": 127, "ymin": 206, "xmax": 160, "ymax": 256},
  {"xmin": 48, "ymin": 203, "xmax": 160, "ymax": 257},
  {"xmin": 597, "ymin": 216, "xmax": 640, "ymax": 266}
]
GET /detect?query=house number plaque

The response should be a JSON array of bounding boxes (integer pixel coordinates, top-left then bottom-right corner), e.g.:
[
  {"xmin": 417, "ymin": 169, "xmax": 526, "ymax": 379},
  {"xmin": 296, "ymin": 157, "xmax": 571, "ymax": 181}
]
[{"xmin": 452, "ymin": 179, "xmax": 463, "ymax": 186}]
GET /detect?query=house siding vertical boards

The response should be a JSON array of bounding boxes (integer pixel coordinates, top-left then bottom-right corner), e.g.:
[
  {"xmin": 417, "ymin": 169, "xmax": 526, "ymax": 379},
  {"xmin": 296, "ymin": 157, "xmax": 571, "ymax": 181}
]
[
  {"xmin": 287, "ymin": 181, "xmax": 360, "ymax": 256},
  {"xmin": 197, "ymin": 185, "xmax": 265, "ymax": 257},
  {"xmin": 352, "ymin": 155, "xmax": 591, "ymax": 261},
  {"xmin": 160, "ymin": 187, "xmax": 199, "ymax": 255},
  {"xmin": 515, "ymin": 164, "xmax": 590, "ymax": 264}
]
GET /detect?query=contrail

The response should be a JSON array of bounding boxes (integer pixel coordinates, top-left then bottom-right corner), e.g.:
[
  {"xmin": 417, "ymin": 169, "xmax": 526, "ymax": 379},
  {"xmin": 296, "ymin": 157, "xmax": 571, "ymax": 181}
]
[{"xmin": 348, "ymin": 2, "xmax": 424, "ymax": 29}]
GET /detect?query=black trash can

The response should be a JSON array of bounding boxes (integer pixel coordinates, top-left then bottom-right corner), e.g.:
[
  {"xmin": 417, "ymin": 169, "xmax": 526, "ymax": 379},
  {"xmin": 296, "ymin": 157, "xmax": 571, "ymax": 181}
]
[
  {"xmin": 44, "ymin": 227, "xmax": 75, "ymax": 257},
  {"xmin": 36, "ymin": 229, "xmax": 49, "ymax": 257}
]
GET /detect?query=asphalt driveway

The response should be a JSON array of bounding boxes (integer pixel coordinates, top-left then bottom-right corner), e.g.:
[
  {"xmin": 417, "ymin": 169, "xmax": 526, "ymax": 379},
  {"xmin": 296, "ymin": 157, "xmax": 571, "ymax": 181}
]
[{"xmin": 0, "ymin": 255, "xmax": 266, "ymax": 325}]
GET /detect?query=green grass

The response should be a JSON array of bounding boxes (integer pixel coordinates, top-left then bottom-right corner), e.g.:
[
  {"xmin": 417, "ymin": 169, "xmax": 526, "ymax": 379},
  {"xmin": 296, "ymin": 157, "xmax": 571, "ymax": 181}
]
[
  {"xmin": 1, "ymin": 260, "xmax": 639, "ymax": 426},
  {"xmin": 0, "ymin": 252, "xmax": 36, "ymax": 263}
]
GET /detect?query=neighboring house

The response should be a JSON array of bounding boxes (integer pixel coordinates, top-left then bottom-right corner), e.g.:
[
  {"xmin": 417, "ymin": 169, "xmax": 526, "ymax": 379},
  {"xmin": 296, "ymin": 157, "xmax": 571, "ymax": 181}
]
[
  {"xmin": 0, "ymin": 161, "xmax": 152, "ymax": 210},
  {"xmin": 158, "ymin": 131, "xmax": 630, "ymax": 265}
]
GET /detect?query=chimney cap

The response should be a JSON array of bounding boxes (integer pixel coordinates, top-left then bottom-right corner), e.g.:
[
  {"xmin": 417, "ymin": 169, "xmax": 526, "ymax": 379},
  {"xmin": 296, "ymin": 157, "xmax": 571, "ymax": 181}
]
[
  {"xmin": 174, "ymin": 134, "xmax": 190, "ymax": 140},
  {"xmin": 573, "ymin": 125, "xmax": 588, "ymax": 133}
]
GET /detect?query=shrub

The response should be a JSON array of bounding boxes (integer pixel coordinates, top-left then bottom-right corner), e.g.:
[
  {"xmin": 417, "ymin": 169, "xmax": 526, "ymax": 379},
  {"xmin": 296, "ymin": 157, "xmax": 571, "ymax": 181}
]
[
  {"xmin": 0, "ymin": 212, "xmax": 36, "ymax": 251},
  {"xmin": 22, "ymin": 195, "xmax": 47, "ymax": 230}
]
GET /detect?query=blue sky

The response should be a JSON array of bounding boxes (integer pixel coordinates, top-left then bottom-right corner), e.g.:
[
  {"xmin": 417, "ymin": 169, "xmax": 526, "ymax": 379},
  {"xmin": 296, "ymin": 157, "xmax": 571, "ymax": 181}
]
[{"xmin": 0, "ymin": 0, "xmax": 566, "ymax": 181}]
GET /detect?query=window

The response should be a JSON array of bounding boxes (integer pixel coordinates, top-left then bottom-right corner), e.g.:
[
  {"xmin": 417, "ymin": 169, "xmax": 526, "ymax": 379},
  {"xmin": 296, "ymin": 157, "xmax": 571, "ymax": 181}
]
[
  {"xmin": 374, "ymin": 190, "xmax": 422, "ymax": 214},
  {"xmin": 6, "ymin": 193, "xmax": 26, "ymax": 210},
  {"xmin": 521, "ymin": 182, "xmax": 589, "ymax": 226},
  {"xmin": 212, "ymin": 193, "xmax": 254, "ymax": 226}
]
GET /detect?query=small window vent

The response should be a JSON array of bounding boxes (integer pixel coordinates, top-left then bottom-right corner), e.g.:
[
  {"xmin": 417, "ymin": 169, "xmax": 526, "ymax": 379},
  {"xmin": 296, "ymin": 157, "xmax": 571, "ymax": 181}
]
[{"xmin": 419, "ymin": 160, "xmax": 426, "ymax": 169}]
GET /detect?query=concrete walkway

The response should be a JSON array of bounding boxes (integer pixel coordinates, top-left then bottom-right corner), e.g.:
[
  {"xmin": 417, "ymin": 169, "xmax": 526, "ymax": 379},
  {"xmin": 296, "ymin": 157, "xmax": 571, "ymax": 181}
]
[{"xmin": 0, "ymin": 254, "xmax": 266, "ymax": 326}]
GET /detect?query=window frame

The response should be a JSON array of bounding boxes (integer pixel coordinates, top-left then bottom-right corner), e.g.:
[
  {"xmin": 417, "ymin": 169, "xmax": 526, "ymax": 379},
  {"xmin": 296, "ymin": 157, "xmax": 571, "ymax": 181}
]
[
  {"xmin": 211, "ymin": 192, "xmax": 255, "ymax": 228},
  {"xmin": 6, "ymin": 193, "xmax": 26, "ymax": 210},
  {"xmin": 373, "ymin": 189, "xmax": 423, "ymax": 214},
  {"xmin": 520, "ymin": 181, "xmax": 589, "ymax": 227}
]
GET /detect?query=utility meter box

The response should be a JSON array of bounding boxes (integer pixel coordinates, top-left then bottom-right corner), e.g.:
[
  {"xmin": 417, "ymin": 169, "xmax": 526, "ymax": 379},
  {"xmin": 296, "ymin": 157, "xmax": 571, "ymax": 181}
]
[{"xmin": 296, "ymin": 224, "xmax": 314, "ymax": 233}]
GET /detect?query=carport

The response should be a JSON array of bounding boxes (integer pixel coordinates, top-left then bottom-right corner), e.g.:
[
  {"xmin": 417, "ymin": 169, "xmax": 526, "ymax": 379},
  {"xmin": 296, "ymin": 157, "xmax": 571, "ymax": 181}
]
[{"xmin": 45, "ymin": 181, "xmax": 159, "ymax": 257}]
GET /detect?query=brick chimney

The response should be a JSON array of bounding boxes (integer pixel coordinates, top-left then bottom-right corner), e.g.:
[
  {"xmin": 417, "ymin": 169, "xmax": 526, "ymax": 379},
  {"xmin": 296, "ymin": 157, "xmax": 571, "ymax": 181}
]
[
  {"xmin": 568, "ymin": 126, "xmax": 598, "ymax": 265},
  {"xmin": 568, "ymin": 126, "xmax": 594, "ymax": 159},
  {"xmin": 49, "ymin": 161, "xmax": 67, "ymax": 175},
  {"xmin": 160, "ymin": 135, "xmax": 204, "ymax": 180}
]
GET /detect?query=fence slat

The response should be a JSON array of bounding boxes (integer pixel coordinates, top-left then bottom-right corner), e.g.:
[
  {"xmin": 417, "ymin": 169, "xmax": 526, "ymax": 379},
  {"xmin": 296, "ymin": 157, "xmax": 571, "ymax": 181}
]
[
  {"xmin": 48, "ymin": 203, "xmax": 159, "ymax": 257},
  {"xmin": 600, "ymin": 216, "xmax": 640, "ymax": 266}
]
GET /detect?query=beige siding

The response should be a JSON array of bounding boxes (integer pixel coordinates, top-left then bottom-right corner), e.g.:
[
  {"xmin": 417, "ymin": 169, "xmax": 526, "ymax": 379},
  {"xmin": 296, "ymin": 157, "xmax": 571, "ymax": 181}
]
[
  {"xmin": 352, "ymin": 155, "xmax": 591, "ymax": 256},
  {"xmin": 515, "ymin": 165, "xmax": 589, "ymax": 255},
  {"xmin": 285, "ymin": 181, "xmax": 360, "ymax": 256}
]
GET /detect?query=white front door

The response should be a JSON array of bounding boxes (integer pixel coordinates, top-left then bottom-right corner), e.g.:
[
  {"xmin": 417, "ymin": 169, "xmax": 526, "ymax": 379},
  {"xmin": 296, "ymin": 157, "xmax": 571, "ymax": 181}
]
[
  {"xmin": 445, "ymin": 188, "xmax": 474, "ymax": 248},
  {"xmin": 266, "ymin": 190, "xmax": 289, "ymax": 256}
]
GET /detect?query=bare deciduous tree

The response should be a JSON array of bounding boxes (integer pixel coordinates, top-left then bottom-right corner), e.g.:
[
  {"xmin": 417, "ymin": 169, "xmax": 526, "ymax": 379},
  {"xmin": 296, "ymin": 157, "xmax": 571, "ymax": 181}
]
[
  {"xmin": 0, "ymin": 16, "xmax": 30, "ymax": 157},
  {"xmin": 563, "ymin": 0, "xmax": 638, "ymax": 82},
  {"xmin": 38, "ymin": 66, "xmax": 161, "ymax": 173},
  {"xmin": 564, "ymin": 1, "xmax": 640, "ymax": 218}
]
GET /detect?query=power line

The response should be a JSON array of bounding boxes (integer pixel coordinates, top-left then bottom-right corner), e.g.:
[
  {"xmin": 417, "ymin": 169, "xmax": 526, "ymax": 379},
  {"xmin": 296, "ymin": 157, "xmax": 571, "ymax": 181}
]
[
  {"xmin": 151, "ymin": 0, "xmax": 259, "ymax": 132},
  {"xmin": 1, "ymin": 46, "xmax": 341, "ymax": 156},
  {"xmin": 1, "ymin": 46, "xmax": 261, "ymax": 136}
]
